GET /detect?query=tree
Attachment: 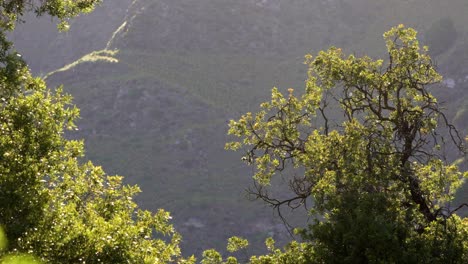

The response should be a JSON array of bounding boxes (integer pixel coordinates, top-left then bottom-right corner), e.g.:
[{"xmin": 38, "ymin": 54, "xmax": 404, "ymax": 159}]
[
  {"xmin": 0, "ymin": 1, "xmax": 191, "ymax": 263},
  {"xmin": 226, "ymin": 25, "xmax": 468, "ymax": 263},
  {"xmin": 1, "ymin": 226, "xmax": 41, "ymax": 263}
]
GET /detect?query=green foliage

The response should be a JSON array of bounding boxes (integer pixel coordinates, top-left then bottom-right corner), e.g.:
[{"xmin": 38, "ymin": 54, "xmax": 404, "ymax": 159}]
[
  {"xmin": 227, "ymin": 25, "xmax": 468, "ymax": 263},
  {"xmin": 0, "ymin": 227, "xmax": 7, "ymax": 251},
  {"xmin": 0, "ymin": 0, "xmax": 191, "ymax": 263},
  {"xmin": 0, "ymin": 227, "xmax": 42, "ymax": 264},
  {"xmin": 249, "ymin": 239, "xmax": 313, "ymax": 264},
  {"xmin": 201, "ymin": 237, "xmax": 314, "ymax": 264},
  {"xmin": 200, "ymin": 237, "xmax": 249, "ymax": 264},
  {"xmin": 226, "ymin": 237, "xmax": 249, "ymax": 253},
  {"xmin": 0, "ymin": 254, "xmax": 42, "ymax": 264},
  {"xmin": 14, "ymin": 161, "xmax": 184, "ymax": 263},
  {"xmin": 201, "ymin": 250, "xmax": 223, "ymax": 264},
  {"xmin": 0, "ymin": 0, "xmax": 101, "ymax": 31}
]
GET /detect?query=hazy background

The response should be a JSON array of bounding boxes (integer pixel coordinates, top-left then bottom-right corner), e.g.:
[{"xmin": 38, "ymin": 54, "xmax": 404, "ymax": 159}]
[{"xmin": 11, "ymin": 0, "xmax": 468, "ymax": 256}]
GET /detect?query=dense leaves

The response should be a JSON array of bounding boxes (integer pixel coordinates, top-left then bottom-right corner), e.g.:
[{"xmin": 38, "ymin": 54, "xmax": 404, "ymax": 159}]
[
  {"xmin": 17, "ymin": 161, "xmax": 184, "ymax": 263},
  {"xmin": 0, "ymin": 0, "xmax": 190, "ymax": 263},
  {"xmin": 226, "ymin": 25, "xmax": 468, "ymax": 263}
]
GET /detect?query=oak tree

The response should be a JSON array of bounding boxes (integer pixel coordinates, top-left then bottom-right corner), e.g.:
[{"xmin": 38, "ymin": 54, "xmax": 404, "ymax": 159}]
[
  {"xmin": 227, "ymin": 25, "xmax": 468, "ymax": 263},
  {"xmin": 0, "ymin": 1, "xmax": 190, "ymax": 263}
]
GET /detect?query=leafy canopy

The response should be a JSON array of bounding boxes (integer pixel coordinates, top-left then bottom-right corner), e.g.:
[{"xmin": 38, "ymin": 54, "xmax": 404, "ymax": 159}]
[
  {"xmin": 0, "ymin": 0, "xmax": 193, "ymax": 263},
  {"xmin": 224, "ymin": 25, "xmax": 468, "ymax": 263}
]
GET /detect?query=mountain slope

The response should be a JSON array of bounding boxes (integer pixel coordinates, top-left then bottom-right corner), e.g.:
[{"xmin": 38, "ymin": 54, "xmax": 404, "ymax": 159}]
[
  {"xmin": 36, "ymin": 0, "xmax": 468, "ymax": 256},
  {"xmin": 11, "ymin": 0, "xmax": 133, "ymax": 74}
]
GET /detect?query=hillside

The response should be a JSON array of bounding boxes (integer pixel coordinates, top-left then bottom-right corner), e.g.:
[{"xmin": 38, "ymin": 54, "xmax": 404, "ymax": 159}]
[
  {"xmin": 16, "ymin": 0, "xmax": 468, "ymax": 256},
  {"xmin": 11, "ymin": 0, "xmax": 133, "ymax": 73}
]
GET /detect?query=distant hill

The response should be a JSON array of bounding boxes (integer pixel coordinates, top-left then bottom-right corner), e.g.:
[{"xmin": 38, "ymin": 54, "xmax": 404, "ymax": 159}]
[
  {"xmin": 14, "ymin": 0, "xmax": 468, "ymax": 256},
  {"xmin": 11, "ymin": 0, "xmax": 133, "ymax": 73}
]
